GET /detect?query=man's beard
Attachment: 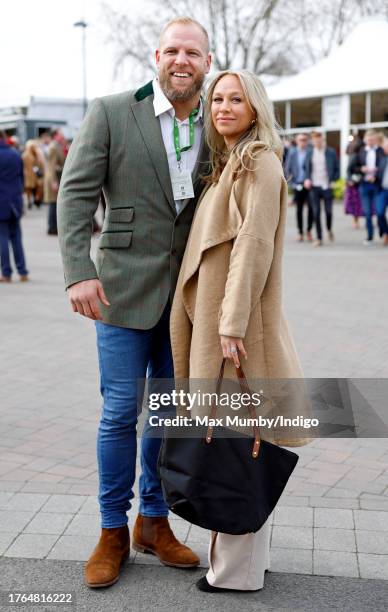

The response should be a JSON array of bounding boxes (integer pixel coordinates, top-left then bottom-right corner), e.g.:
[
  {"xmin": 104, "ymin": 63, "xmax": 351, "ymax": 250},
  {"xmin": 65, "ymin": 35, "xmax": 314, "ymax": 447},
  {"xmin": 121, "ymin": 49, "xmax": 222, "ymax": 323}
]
[{"xmin": 158, "ymin": 69, "xmax": 205, "ymax": 102}]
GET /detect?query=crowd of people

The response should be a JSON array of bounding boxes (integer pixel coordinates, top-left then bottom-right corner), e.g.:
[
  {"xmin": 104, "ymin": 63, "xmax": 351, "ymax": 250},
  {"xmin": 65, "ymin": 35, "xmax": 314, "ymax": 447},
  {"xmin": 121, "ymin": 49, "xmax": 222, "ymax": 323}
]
[
  {"xmin": 1, "ymin": 14, "xmax": 387, "ymax": 596},
  {"xmin": 283, "ymin": 128, "xmax": 388, "ymax": 247},
  {"xmin": 0, "ymin": 128, "xmax": 102, "ymax": 282},
  {"xmin": 1, "ymin": 121, "xmax": 388, "ymax": 284}
]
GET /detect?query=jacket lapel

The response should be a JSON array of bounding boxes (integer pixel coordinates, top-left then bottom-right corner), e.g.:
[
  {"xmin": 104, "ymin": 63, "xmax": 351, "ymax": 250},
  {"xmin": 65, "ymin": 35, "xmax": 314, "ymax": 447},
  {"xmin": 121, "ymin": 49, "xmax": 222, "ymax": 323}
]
[
  {"xmin": 131, "ymin": 95, "xmax": 176, "ymax": 213},
  {"xmin": 181, "ymin": 161, "xmax": 243, "ymax": 294}
]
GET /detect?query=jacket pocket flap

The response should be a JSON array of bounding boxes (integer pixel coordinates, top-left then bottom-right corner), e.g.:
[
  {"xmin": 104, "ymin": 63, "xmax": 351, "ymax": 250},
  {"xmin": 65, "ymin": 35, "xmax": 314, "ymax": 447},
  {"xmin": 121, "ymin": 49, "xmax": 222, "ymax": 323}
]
[
  {"xmin": 109, "ymin": 208, "xmax": 134, "ymax": 223},
  {"xmin": 99, "ymin": 231, "xmax": 133, "ymax": 249}
]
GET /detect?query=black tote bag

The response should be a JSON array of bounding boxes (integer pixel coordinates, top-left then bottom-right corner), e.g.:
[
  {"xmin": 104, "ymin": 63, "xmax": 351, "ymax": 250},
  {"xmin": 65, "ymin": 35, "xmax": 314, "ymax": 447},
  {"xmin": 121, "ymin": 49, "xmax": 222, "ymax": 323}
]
[{"xmin": 158, "ymin": 359, "xmax": 299, "ymax": 535}]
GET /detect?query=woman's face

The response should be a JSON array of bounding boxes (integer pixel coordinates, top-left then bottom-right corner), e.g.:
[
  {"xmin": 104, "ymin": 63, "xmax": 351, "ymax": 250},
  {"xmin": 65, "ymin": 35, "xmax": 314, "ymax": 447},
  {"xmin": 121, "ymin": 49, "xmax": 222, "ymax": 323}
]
[{"xmin": 211, "ymin": 74, "xmax": 256, "ymax": 148}]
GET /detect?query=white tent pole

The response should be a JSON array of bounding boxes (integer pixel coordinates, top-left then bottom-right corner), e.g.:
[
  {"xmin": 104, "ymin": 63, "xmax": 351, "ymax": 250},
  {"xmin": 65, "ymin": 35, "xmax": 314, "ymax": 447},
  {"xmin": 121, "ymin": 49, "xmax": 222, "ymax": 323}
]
[
  {"xmin": 365, "ymin": 93, "xmax": 371, "ymax": 124},
  {"xmin": 340, "ymin": 94, "xmax": 351, "ymax": 178}
]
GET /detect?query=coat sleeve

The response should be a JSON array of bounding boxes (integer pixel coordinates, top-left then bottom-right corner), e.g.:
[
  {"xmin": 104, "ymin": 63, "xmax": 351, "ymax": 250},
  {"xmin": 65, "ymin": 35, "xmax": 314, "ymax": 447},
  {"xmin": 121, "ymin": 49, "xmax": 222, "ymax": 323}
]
[
  {"xmin": 284, "ymin": 150, "xmax": 292, "ymax": 181},
  {"xmin": 332, "ymin": 150, "xmax": 340, "ymax": 181},
  {"xmin": 57, "ymin": 98, "xmax": 109, "ymax": 289},
  {"xmin": 304, "ymin": 150, "xmax": 312, "ymax": 180},
  {"xmin": 218, "ymin": 152, "xmax": 283, "ymax": 339}
]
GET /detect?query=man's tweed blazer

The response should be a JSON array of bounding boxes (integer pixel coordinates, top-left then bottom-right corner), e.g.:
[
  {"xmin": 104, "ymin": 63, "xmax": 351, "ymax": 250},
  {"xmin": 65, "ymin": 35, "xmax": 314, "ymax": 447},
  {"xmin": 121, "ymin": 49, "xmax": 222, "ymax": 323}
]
[{"xmin": 57, "ymin": 81, "xmax": 208, "ymax": 329}]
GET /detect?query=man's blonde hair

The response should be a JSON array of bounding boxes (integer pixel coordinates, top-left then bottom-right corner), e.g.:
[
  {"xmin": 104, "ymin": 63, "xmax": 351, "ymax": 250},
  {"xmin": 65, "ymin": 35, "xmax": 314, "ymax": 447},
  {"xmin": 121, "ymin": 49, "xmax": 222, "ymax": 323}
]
[{"xmin": 159, "ymin": 17, "xmax": 210, "ymax": 54}]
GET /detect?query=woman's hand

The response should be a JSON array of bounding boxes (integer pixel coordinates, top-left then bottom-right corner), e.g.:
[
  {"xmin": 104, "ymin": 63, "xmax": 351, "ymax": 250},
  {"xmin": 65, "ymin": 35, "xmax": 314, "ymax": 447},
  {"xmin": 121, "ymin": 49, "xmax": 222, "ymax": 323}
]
[{"xmin": 220, "ymin": 335, "xmax": 247, "ymax": 368}]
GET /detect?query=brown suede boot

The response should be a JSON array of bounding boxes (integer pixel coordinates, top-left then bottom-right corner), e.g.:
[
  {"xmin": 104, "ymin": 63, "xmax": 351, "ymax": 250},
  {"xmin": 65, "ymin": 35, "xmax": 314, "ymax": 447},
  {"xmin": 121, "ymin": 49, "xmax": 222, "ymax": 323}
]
[
  {"xmin": 84, "ymin": 525, "xmax": 130, "ymax": 588},
  {"xmin": 132, "ymin": 514, "xmax": 199, "ymax": 568}
]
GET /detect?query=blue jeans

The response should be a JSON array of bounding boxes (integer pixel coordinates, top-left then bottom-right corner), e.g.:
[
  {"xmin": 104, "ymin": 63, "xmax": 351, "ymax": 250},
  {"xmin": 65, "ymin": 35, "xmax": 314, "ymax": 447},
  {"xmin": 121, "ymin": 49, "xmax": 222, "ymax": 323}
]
[
  {"xmin": 310, "ymin": 187, "xmax": 333, "ymax": 241},
  {"xmin": 95, "ymin": 303, "xmax": 173, "ymax": 528},
  {"xmin": 0, "ymin": 214, "xmax": 28, "ymax": 278},
  {"xmin": 376, "ymin": 189, "xmax": 388, "ymax": 237},
  {"xmin": 360, "ymin": 182, "xmax": 378, "ymax": 240}
]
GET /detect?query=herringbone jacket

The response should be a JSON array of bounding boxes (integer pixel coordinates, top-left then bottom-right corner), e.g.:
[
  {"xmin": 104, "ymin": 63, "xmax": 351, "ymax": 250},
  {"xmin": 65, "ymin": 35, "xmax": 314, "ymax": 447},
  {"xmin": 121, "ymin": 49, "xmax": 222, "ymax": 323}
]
[{"xmin": 57, "ymin": 81, "xmax": 208, "ymax": 329}]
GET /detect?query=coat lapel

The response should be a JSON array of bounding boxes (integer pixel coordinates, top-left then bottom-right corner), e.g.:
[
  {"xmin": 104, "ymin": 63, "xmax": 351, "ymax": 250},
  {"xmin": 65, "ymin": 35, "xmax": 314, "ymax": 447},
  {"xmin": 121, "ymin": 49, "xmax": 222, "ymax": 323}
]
[
  {"xmin": 131, "ymin": 95, "xmax": 176, "ymax": 214},
  {"xmin": 180, "ymin": 161, "xmax": 243, "ymax": 298}
]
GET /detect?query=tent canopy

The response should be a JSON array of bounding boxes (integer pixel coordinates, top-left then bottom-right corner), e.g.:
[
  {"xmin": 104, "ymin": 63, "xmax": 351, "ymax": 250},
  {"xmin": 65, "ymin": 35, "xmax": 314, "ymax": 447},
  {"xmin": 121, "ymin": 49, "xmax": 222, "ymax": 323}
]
[{"xmin": 267, "ymin": 19, "xmax": 388, "ymax": 102}]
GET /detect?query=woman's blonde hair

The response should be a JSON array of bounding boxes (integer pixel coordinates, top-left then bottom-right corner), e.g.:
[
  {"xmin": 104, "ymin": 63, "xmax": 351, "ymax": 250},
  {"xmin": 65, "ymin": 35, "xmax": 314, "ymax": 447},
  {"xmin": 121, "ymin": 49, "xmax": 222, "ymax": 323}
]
[{"xmin": 204, "ymin": 70, "xmax": 283, "ymax": 183}]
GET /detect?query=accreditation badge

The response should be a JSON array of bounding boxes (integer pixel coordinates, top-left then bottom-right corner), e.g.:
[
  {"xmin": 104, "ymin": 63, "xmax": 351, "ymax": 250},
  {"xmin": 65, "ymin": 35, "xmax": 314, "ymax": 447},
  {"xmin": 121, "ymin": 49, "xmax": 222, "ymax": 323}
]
[{"xmin": 171, "ymin": 168, "xmax": 194, "ymax": 200}]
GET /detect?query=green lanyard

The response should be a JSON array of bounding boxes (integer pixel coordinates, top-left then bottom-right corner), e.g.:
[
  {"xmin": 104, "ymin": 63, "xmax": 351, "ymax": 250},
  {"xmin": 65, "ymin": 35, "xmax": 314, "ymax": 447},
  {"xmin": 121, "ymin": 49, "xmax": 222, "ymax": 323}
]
[{"xmin": 173, "ymin": 107, "xmax": 199, "ymax": 164}]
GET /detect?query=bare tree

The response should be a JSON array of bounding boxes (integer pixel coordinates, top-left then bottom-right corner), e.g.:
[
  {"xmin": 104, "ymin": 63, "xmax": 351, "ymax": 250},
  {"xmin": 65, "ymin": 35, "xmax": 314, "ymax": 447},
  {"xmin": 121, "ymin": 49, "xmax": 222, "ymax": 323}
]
[
  {"xmin": 101, "ymin": 0, "xmax": 300, "ymax": 85},
  {"xmin": 101, "ymin": 0, "xmax": 388, "ymax": 86},
  {"xmin": 296, "ymin": 0, "xmax": 388, "ymax": 63}
]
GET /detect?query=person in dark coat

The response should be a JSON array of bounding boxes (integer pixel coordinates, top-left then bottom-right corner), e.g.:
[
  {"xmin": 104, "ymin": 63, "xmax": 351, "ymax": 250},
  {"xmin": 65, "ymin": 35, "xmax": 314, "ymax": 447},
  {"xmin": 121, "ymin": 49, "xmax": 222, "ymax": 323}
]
[
  {"xmin": 376, "ymin": 136, "xmax": 388, "ymax": 246},
  {"xmin": 344, "ymin": 137, "xmax": 364, "ymax": 229},
  {"xmin": 304, "ymin": 132, "xmax": 340, "ymax": 246},
  {"xmin": 284, "ymin": 133, "xmax": 313, "ymax": 241},
  {"xmin": 0, "ymin": 130, "xmax": 29, "ymax": 282},
  {"xmin": 348, "ymin": 129, "xmax": 384, "ymax": 244}
]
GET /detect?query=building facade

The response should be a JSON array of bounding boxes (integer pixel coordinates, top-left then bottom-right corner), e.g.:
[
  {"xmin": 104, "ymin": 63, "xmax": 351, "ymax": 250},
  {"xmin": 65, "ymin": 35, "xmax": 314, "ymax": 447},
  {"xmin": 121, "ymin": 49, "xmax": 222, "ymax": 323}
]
[{"xmin": 266, "ymin": 20, "xmax": 388, "ymax": 176}]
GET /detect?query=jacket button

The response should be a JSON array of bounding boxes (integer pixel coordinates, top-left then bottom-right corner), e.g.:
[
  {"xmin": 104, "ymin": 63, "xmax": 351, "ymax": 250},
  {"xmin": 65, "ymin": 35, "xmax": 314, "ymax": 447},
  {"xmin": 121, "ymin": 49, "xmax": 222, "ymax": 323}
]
[{"xmin": 171, "ymin": 248, "xmax": 177, "ymax": 256}]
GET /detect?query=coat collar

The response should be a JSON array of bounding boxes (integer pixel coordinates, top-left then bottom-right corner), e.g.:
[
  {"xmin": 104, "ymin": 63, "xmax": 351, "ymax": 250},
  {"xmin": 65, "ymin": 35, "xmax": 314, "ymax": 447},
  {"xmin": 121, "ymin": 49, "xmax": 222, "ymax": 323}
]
[
  {"xmin": 134, "ymin": 80, "xmax": 154, "ymax": 102},
  {"xmin": 132, "ymin": 81, "xmax": 209, "ymax": 216},
  {"xmin": 180, "ymin": 158, "xmax": 243, "ymax": 298},
  {"xmin": 131, "ymin": 87, "xmax": 176, "ymax": 213},
  {"xmin": 180, "ymin": 143, "xmax": 273, "ymax": 303}
]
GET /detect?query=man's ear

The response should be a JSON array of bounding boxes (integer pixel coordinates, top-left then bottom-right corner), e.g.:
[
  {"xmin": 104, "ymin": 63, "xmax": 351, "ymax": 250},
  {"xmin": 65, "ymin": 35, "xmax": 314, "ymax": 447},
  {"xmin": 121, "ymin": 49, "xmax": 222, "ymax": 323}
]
[
  {"xmin": 205, "ymin": 53, "xmax": 212, "ymax": 74},
  {"xmin": 155, "ymin": 49, "xmax": 160, "ymax": 66}
]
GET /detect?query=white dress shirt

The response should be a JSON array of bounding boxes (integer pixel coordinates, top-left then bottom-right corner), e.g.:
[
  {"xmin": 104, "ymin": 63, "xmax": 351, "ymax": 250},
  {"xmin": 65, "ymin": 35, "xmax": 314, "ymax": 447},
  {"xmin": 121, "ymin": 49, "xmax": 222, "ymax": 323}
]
[
  {"xmin": 152, "ymin": 77, "xmax": 203, "ymax": 214},
  {"xmin": 382, "ymin": 160, "xmax": 388, "ymax": 190},
  {"xmin": 311, "ymin": 147, "xmax": 329, "ymax": 189},
  {"xmin": 365, "ymin": 146, "xmax": 377, "ymax": 170}
]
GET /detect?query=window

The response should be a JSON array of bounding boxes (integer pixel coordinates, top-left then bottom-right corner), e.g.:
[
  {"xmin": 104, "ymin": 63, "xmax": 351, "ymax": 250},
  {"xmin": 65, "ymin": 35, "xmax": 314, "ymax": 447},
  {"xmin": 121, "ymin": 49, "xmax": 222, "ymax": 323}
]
[
  {"xmin": 371, "ymin": 90, "xmax": 388, "ymax": 123},
  {"xmin": 350, "ymin": 93, "xmax": 365, "ymax": 124},
  {"xmin": 274, "ymin": 102, "xmax": 285, "ymax": 128},
  {"xmin": 291, "ymin": 98, "xmax": 321, "ymax": 128}
]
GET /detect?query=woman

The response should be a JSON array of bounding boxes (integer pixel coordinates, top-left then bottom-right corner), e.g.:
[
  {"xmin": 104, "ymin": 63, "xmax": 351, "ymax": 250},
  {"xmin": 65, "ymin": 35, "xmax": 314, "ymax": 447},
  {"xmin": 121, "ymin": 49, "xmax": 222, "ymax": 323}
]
[
  {"xmin": 22, "ymin": 140, "xmax": 45, "ymax": 208},
  {"xmin": 170, "ymin": 70, "xmax": 311, "ymax": 593},
  {"xmin": 344, "ymin": 138, "xmax": 363, "ymax": 229}
]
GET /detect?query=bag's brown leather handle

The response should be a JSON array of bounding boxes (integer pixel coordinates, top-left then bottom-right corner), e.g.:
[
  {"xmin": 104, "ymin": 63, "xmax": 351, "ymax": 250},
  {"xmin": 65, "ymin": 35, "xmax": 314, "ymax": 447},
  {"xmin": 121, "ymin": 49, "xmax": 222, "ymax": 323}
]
[{"xmin": 205, "ymin": 357, "xmax": 261, "ymax": 458}]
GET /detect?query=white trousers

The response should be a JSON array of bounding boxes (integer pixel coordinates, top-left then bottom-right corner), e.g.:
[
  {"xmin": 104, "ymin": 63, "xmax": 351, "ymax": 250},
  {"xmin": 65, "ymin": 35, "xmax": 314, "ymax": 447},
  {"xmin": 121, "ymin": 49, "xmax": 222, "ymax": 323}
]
[{"xmin": 206, "ymin": 511, "xmax": 273, "ymax": 591}]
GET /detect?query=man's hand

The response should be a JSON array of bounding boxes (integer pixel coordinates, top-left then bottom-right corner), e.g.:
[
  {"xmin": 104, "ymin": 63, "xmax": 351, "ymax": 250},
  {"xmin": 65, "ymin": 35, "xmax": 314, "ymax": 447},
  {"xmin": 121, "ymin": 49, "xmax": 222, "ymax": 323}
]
[
  {"xmin": 220, "ymin": 335, "xmax": 247, "ymax": 369},
  {"xmin": 68, "ymin": 279, "xmax": 110, "ymax": 321},
  {"xmin": 303, "ymin": 179, "xmax": 312, "ymax": 190}
]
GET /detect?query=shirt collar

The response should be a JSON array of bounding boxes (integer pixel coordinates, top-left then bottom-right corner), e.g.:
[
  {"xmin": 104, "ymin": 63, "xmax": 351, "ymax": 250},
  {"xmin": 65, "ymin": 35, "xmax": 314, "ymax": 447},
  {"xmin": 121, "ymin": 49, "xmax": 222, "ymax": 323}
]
[
  {"xmin": 152, "ymin": 77, "xmax": 203, "ymax": 122},
  {"xmin": 365, "ymin": 146, "xmax": 375, "ymax": 151}
]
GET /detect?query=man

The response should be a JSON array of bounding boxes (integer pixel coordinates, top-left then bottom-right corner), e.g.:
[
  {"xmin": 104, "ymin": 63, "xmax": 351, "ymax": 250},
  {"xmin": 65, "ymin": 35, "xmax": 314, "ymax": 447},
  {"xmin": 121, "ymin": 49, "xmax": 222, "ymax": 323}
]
[
  {"xmin": 0, "ymin": 130, "xmax": 29, "ymax": 282},
  {"xmin": 57, "ymin": 17, "xmax": 211, "ymax": 588},
  {"xmin": 304, "ymin": 132, "xmax": 339, "ymax": 246},
  {"xmin": 39, "ymin": 131, "xmax": 51, "ymax": 163},
  {"xmin": 348, "ymin": 129, "xmax": 384, "ymax": 245},
  {"xmin": 285, "ymin": 133, "xmax": 313, "ymax": 242},
  {"xmin": 376, "ymin": 135, "xmax": 388, "ymax": 246},
  {"xmin": 44, "ymin": 129, "xmax": 66, "ymax": 235}
]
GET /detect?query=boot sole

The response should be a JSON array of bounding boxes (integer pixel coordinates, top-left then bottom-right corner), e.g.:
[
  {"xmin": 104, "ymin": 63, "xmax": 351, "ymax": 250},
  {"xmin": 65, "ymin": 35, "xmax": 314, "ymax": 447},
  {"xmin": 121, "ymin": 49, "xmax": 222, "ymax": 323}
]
[
  {"xmin": 84, "ymin": 550, "xmax": 130, "ymax": 588},
  {"xmin": 132, "ymin": 542, "xmax": 199, "ymax": 568}
]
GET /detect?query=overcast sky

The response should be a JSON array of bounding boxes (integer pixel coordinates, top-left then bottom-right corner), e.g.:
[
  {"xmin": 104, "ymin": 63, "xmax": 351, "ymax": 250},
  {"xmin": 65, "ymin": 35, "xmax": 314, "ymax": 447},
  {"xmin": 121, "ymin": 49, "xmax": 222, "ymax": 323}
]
[{"xmin": 1, "ymin": 0, "xmax": 145, "ymax": 107}]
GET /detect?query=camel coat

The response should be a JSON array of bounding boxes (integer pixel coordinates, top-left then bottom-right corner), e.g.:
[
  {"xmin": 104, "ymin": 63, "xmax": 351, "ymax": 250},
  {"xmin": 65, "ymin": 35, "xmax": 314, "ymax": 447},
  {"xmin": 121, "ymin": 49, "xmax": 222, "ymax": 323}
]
[
  {"xmin": 44, "ymin": 141, "xmax": 65, "ymax": 203},
  {"xmin": 170, "ymin": 144, "xmax": 314, "ymax": 447},
  {"xmin": 22, "ymin": 148, "xmax": 44, "ymax": 190}
]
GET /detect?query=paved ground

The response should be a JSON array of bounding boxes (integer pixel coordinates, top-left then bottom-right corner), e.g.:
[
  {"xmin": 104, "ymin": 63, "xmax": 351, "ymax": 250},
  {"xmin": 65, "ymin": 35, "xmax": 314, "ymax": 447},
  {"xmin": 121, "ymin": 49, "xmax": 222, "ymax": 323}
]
[
  {"xmin": 1, "ymin": 559, "xmax": 388, "ymax": 612},
  {"xmin": 0, "ymin": 203, "xmax": 387, "ymax": 610}
]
